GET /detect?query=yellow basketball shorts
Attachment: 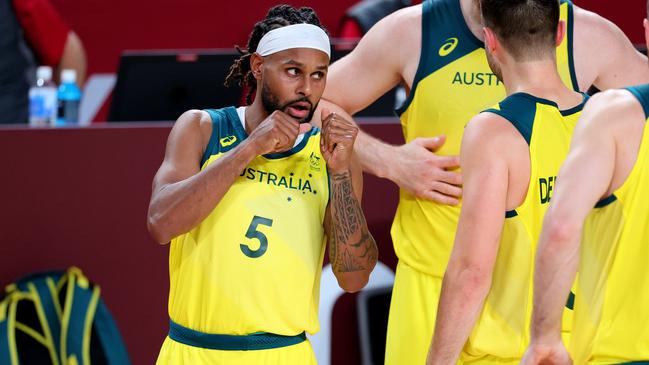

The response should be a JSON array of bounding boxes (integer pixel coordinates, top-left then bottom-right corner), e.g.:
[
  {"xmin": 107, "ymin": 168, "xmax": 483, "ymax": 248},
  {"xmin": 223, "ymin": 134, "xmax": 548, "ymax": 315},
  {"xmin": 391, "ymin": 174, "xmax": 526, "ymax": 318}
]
[{"xmin": 385, "ymin": 260, "xmax": 444, "ymax": 365}]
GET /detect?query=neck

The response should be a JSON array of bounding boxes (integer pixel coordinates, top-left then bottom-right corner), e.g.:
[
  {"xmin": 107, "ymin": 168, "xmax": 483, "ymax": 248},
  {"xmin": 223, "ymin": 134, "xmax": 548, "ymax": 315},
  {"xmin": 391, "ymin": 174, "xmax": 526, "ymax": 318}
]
[
  {"xmin": 460, "ymin": 0, "xmax": 483, "ymax": 41},
  {"xmin": 244, "ymin": 92, "xmax": 268, "ymax": 134},
  {"xmin": 501, "ymin": 58, "xmax": 582, "ymax": 108}
]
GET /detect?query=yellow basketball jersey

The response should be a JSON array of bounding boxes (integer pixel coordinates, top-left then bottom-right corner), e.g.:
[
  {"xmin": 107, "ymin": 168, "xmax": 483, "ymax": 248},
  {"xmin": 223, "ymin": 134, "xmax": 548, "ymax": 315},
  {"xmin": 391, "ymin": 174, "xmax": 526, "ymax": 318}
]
[
  {"xmin": 461, "ymin": 93, "xmax": 586, "ymax": 363},
  {"xmin": 167, "ymin": 107, "xmax": 329, "ymax": 337},
  {"xmin": 570, "ymin": 84, "xmax": 649, "ymax": 365},
  {"xmin": 393, "ymin": 0, "xmax": 579, "ymax": 277}
]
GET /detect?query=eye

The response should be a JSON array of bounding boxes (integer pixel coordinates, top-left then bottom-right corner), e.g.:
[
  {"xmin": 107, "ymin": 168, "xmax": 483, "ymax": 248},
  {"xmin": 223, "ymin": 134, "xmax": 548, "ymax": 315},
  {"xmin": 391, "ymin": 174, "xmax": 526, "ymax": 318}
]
[
  {"xmin": 287, "ymin": 68, "xmax": 299, "ymax": 76},
  {"xmin": 312, "ymin": 72, "xmax": 325, "ymax": 80}
]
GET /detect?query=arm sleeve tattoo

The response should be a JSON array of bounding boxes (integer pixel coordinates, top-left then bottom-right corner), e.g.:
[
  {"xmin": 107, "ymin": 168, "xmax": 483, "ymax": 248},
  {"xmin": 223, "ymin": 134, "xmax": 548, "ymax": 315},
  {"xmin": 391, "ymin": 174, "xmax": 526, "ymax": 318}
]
[{"xmin": 327, "ymin": 170, "xmax": 378, "ymax": 273}]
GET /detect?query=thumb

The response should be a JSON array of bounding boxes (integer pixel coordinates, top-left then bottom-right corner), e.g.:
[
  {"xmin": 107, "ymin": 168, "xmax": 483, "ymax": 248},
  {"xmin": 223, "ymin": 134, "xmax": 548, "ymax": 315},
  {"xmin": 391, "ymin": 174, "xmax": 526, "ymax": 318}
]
[
  {"xmin": 415, "ymin": 135, "xmax": 446, "ymax": 151},
  {"xmin": 298, "ymin": 122, "xmax": 312, "ymax": 134}
]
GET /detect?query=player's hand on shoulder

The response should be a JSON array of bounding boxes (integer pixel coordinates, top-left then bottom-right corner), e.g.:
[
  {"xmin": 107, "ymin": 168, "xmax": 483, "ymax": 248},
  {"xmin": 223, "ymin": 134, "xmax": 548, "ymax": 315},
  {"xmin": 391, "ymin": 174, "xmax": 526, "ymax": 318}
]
[
  {"xmin": 391, "ymin": 136, "xmax": 462, "ymax": 205},
  {"xmin": 520, "ymin": 342, "xmax": 572, "ymax": 365},
  {"xmin": 248, "ymin": 110, "xmax": 312, "ymax": 155},
  {"xmin": 320, "ymin": 108, "xmax": 359, "ymax": 173}
]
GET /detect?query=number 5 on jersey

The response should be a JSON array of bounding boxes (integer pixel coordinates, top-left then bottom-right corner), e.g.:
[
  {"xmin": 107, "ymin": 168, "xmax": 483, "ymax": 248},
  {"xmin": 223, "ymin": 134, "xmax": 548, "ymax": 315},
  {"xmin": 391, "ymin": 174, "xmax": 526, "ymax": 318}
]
[{"xmin": 241, "ymin": 216, "xmax": 273, "ymax": 258}]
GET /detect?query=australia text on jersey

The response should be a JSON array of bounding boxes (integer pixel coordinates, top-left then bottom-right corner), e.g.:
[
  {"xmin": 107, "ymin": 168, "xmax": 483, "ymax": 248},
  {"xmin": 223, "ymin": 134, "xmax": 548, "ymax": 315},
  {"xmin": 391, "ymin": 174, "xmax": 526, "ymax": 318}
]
[{"xmin": 239, "ymin": 167, "xmax": 319, "ymax": 195}]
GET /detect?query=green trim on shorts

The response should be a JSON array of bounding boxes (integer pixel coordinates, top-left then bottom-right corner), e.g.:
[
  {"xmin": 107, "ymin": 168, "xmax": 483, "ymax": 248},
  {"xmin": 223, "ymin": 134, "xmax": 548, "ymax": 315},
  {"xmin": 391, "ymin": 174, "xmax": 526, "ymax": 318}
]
[{"xmin": 168, "ymin": 320, "xmax": 306, "ymax": 351}]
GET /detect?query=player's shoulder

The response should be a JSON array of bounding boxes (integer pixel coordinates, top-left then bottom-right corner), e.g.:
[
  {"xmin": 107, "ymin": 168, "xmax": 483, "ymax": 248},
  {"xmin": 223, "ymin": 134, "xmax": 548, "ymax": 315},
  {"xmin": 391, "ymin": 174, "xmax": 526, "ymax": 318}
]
[
  {"xmin": 584, "ymin": 89, "xmax": 642, "ymax": 117},
  {"xmin": 171, "ymin": 109, "xmax": 216, "ymax": 150},
  {"xmin": 578, "ymin": 89, "xmax": 646, "ymax": 136},
  {"xmin": 572, "ymin": 5, "xmax": 608, "ymax": 31},
  {"xmin": 385, "ymin": 3, "xmax": 422, "ymax": 23},
  {"xmin": 572, "ymin": 5, "xmax": 627, "ymax": 47},
  {"xmin": 370, "ymin": 3, "xmax": 421, "ymax": 40},
  {"xmin": 484, "ymin": 93, "xmax": 540, "ymax": 137},
  {"xmin": 175, "ymin": 109, "xmax": 214, "ymax": 132},
  {"xmin": 464, "ymin": 109, "xmax": 522, "ymax": 145}
]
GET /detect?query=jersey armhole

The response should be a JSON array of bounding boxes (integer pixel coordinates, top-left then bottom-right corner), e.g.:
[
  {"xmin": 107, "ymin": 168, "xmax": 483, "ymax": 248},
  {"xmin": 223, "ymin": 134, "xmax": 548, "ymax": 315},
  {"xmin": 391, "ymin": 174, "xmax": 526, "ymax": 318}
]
[{"xmin": 200, "ymin": 109, "xmax": 224, "ymax": 168}]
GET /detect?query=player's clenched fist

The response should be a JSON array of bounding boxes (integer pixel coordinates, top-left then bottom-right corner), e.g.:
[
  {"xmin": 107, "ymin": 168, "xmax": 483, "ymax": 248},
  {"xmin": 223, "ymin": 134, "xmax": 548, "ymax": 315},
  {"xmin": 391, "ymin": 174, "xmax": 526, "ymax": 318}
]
[
  {"xmin": 248, "ymin": 110, "xmax": 312, "ymax": 155},
  {"xmin": 320, "ymin": 108, "xmax": 358, "ymax": 173}
]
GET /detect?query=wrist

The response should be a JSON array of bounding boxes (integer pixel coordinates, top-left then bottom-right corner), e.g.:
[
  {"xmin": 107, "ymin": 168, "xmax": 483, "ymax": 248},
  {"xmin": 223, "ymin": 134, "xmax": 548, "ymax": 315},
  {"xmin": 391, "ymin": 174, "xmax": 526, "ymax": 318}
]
[
  {"xmin": 373, "ymin": 144, "xmax": 397, "ymax": 180},
  {"xmin": 530, "ymin": 325, "xmax": 563, "ymax": 346},
  {"xmin": 328, "ymin": 167, "xmax": 352, "ymax": 177},
  {"xmin": 239, "ymin": 138, "xmax": 263, "ymax": 160}
]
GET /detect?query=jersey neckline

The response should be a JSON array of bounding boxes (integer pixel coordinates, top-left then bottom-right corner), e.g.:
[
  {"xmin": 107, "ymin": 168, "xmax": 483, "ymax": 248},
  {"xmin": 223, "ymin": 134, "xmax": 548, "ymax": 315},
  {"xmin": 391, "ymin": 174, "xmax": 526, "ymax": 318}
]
[
  {"xmin": 508, "ymin": 91, "xmax": 589, "ymax": 116},
  {"xmin": 227, "ymin": 107, "xmax": 318, "ymax": 160}
]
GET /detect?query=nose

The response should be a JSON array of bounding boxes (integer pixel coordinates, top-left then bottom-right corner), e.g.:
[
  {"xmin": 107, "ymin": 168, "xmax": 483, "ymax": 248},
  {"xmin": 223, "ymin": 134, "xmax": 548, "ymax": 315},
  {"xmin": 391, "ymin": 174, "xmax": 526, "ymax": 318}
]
[{"xmin": 296, "ymin": 76, "xmax": 312, "ymax": 98}]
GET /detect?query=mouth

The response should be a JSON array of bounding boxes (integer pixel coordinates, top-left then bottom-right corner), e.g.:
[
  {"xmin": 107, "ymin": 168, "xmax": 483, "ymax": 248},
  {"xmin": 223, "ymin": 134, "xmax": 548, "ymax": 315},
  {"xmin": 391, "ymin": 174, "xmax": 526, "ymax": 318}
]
[{"xmin": 285, "ymin": 101, "xmax": 311, "ymax": 120}]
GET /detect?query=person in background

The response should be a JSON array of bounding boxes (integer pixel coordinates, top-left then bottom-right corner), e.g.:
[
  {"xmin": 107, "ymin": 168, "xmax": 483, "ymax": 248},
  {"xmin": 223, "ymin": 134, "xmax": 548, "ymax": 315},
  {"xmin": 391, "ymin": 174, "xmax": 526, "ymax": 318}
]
[{"xmin": 0, "ymin": 0, "xmax": 86, "ymax": 124}]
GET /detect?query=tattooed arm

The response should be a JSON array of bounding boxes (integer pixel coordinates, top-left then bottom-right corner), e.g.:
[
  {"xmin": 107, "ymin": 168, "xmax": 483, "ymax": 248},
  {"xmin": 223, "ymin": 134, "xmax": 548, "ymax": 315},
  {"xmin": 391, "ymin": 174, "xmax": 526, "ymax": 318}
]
[{"xmin": 321, "ymin": 109, "xmax": 378, "ymax": 293}]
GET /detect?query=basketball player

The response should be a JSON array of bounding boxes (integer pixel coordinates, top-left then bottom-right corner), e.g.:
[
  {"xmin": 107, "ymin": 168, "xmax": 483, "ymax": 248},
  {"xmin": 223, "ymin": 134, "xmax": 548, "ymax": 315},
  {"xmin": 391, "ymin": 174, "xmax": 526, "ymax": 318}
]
[
  {"xmin": 319, "ymin": 0, "xmax": 649, "ymax": 363},
  {"xmin": 425, "ymin": 0, "xmax": 586, "ymax": 363},
  {"xmin": 147, "ymin": 5, "xmax": 378, "ymax": 364},
  {"xmin": 522, "ymin": 5, "xmax": 649, "ymax": 365}
]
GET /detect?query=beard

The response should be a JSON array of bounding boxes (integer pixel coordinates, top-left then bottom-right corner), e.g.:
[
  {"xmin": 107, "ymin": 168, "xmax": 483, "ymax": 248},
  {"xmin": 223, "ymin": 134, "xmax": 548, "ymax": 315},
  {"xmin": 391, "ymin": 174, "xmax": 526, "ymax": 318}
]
[{"xmin": 261, "ymin": 82, "xmax": 317, "ymax": 124}]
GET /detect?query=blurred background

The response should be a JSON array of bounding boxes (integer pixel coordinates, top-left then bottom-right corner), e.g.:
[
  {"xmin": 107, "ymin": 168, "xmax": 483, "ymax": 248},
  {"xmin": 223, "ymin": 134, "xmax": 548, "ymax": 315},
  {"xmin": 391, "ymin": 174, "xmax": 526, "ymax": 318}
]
[{"xmin": 0, "ymin": 0, "xmax": 646, "ymax": 364}]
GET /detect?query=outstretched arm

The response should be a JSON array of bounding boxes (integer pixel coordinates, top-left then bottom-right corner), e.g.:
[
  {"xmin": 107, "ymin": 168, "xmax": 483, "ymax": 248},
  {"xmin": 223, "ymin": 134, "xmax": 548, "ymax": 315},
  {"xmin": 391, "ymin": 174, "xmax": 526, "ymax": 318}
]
[{"xmin": 321, "ymin": 6, "xmax": 462, "ymax": 204}]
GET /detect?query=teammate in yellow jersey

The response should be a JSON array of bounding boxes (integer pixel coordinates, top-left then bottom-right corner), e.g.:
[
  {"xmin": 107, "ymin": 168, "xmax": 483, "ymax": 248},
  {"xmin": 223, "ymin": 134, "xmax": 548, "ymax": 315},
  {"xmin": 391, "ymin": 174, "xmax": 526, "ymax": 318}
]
[
  {"xmin": 318, "ymin": 0, "xmax": 649, "ymax": 363},
  {"xmin": 425, "ymin": 0, "xmax": 586, "ymax": 364},
  {"xmin": 522, "ymin": 4, "xmax": 649, "ymax": 365},
  {"xmin": 146, "ymin": 5, "xmax": 377, "ymax": 364}
]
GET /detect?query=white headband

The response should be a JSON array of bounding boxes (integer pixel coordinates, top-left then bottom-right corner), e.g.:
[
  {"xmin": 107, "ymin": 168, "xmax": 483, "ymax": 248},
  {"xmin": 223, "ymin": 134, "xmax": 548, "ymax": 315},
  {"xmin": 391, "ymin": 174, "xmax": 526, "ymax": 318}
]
[{"xmin": 256, "ymin": 23, "xmax": 330, "ymax": 58}]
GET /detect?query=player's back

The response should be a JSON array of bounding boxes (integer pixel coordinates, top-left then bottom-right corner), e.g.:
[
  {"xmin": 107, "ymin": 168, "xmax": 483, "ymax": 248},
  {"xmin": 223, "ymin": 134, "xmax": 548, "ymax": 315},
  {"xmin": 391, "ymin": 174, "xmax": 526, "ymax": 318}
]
[
  {"xmin": 462, "ymin": 92, "xmax": 587, "ymax": 364},
  {"xmin": 392, "ymin": 0, "xmax": 579, "ymax": 277},
  {"xmin": 571, "ymin": 84, "xmax": 649, "ymax": 365}
]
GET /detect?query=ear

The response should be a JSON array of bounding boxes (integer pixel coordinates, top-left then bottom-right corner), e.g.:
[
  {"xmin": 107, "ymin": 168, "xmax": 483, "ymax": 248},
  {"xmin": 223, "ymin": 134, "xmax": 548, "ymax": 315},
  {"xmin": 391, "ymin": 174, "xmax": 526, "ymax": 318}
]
[
  {"xmin": 250, "ymin": 53, "xmax": 264, "ymax": 81},
  {"xmin": 483, "ymin": 27, "xmax": 498, "ymax": 54},
  {"xmin": 644, "ymin": 18, "xmax": 649, "ymax": 55},
  {"xmin": 555, "ymin": 20, "xmax": 566, "ymax": 47}
]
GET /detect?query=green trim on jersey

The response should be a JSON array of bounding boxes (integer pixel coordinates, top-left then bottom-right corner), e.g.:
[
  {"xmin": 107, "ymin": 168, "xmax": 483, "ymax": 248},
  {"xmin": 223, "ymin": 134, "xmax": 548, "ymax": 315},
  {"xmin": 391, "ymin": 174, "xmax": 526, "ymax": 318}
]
[
  {"xmin": 626, "ymin": 84, "xmax": 649, "ymax": 119},
  {"xmin": 168, "ymin": 320, "xmax": 306, "ymax": 351},
  {"xmin": 396, "ymin": 0, "xmax": 483, "ymax": 116},
  {"xmin": 505, "ymin": 210, "xmax": 518, "ymax": 218},
  {"xmin": 396, "ymin": 0, "xmax": 578, "ymax": 116},
  {"xmin": 594, "ymin": 194, "xmax": 618, "ymax": 208},
  {"xmin": 202, "ymin": 107, "xmax": 320, "ymax": 165},
  {"xmin": 566, "ymin": 0, "xmax": 579, "ymax": 92},
  {"xmin": 484, "ymin": 93, "xmax": 587, "ymax": 145},
  {"xmin": 484, "ymin": 94, "xmax": 539, "ymax": 145},
  {"xmin": 201, "ymin": 107, "xmax": 245, "ymax": 167}
]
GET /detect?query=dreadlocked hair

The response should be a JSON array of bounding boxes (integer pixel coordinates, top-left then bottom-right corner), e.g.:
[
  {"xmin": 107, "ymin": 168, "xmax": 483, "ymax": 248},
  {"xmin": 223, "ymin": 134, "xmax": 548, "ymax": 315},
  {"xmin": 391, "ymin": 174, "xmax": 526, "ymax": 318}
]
[{"xmin": 224, "ymin": 4, "xmax": 327, "ymax": 104}]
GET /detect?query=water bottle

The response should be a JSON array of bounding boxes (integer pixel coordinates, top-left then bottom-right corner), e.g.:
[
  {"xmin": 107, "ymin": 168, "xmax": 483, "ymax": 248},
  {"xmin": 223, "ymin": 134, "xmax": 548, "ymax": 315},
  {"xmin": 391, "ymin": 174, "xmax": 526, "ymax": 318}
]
[
  {"xmin": 57, "ymin": 69, "xmax": 82, "ymax": 125},
  {"xmin": 29, "ymin": 66, "xmax": 57, "ymax": 126}
]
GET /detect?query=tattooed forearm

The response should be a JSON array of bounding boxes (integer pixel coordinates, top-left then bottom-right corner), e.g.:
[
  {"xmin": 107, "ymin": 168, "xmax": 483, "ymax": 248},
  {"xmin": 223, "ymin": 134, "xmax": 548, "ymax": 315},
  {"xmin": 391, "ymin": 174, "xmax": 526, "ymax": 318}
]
[{"xmin": 328, "ymin": 170, "xmax": 378, "ymax": 273}]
